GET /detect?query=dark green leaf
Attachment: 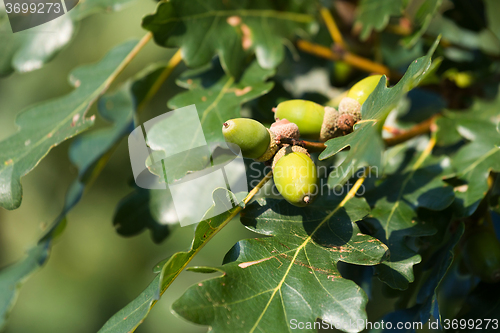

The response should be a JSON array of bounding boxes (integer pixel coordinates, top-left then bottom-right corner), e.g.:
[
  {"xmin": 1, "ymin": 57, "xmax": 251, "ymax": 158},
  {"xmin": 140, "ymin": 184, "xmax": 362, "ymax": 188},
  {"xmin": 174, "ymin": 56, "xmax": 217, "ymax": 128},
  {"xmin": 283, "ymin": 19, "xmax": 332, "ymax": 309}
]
[
  {"xmin": 172, "ymin": 196, "xmax": 389, "ymax": 333},
  {"xmin": 321, "ymin": 122, "xmax": 384, "ymax": 187},
  {"xmin": 427, "ymin": 14, "xmax": 500, "ymax": 56},
  {"xmin": 402, "ymin": 0, "xmax": 442, "ymax": 48},
  {"xmin": 142, "ymin": 0, "xmax": 315, "ymax": 77},
  {"xmin": 169, "ymin": 61, "xmax": 274, "ymax": 142},
  {"xmin": 416, "ymin": 223, "xmax": 464, "ymax": 325},
  {"xmin": 376, "ymin": 223, "xmax": 463, "ymax": 331},
  {"xmin": 451, "ymin": 119, "xmax": 500, "ymax": 217},
  {"xmin": 99, "ymin": 188, "xmax": 245, "ymax": 332},
  {"xmin": 0, "ymin": 243, "xmax": 50, "ymax": 330},
  {"xmin": 0, "ymin": 40, "xmax": 138, "ymax": 210},
  {"xmin": 97, "ymin": 275, "xmax": 161, "ymax": 333},
  {"xmin": 436, "ymin": 93, "xmax": 500, "ymax": 217},
  {"xmin": 364, "ymin": 139, "xmax": 454, "ymax": 289},
  {"xmin": 113, "ymin": 186, "xmax": 174, "ymax": 244},
  {"xmin": 355, "ymin": 0, "xmax": 408, "ymax": 41},
  {"xmin": 319, "ymin": 38, "xmax": 439, "ymax": 187}
]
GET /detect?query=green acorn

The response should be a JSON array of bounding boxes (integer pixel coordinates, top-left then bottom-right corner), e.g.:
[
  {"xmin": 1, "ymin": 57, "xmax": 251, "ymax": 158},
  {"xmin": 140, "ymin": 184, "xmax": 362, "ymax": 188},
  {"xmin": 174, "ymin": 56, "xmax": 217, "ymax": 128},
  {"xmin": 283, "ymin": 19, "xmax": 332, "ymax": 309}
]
[
  {"xmin": 222, "ymin": 118, "xmax": 277, "ymax": 161},
  {"xmin": 272, "ymin": 146, "xmax": 318, "ymax": 207},
  {"xmin": 462, "ymin": 227, "xmax": 500, "ymax": 283},
  {"xmin": 274, "ymin": 100, "xmax": 325, "ymax": 138},
  {"xmin": 347, "ymin": 74, "xmax": 383, "ymax": 104}
]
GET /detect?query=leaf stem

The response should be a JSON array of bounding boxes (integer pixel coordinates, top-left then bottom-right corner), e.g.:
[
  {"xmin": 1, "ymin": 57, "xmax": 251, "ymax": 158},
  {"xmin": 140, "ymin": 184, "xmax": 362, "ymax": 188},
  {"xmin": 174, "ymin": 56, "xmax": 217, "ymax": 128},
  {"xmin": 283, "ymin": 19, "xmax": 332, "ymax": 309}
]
[
  {"xmin": 133, "ymin": 171, "xmax": 274, "ymax": 333},
  {"xmin": 340, "ymin": 170, "xmax": 367, "ymax": 205},
  {"xmin": 296, "ymin": 39, "xmax": 395, "ymax": 77},
  {"xmin": 384, "ymin": 116, "xmax": 437, "ymax": 147},
  {"xmin": 137, "ymin": 49, "xmax": 183, "ymax": 112},
  {"xmin": 284, "ymin": 116, "xmax": 438, "ymax": 153},
  {"xmin": 244, "ymin": 170, "xmax": 274, "ymax": 205},
  {"xmin": 107, "ymin": 32, "xmax": 152, "ymax": 88},
  {"xmin": 320, "ymin": 7, "xmax": 346, "ymax": 50}
]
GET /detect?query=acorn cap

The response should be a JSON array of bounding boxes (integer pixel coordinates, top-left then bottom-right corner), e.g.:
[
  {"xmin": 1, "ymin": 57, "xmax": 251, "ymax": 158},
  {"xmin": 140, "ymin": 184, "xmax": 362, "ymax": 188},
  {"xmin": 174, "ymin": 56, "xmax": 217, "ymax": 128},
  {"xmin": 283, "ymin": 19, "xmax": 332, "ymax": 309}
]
[
  {"xmin": 255, "ymin": 129, "xmax": 279, "ymax": 162},
  {"xmin": 338, "ymin": 97, "xmax": 362, "ymax": 123},
  {"xmin": 271, "ymin": 145, "xmax": 309, "ymax": 170},
  {"xmin": 320, "ymin": 106, "xmax": 340, "ymax": 141},
  {"xmin": 270, "ymin": 118, "xmax": 300, "ymax": 140}
]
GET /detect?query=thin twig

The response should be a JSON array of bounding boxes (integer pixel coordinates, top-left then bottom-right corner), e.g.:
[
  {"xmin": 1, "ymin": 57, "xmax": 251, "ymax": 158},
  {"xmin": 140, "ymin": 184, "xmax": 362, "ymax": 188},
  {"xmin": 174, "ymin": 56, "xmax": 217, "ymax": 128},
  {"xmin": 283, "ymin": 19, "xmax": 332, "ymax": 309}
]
[
  {"xmin": 275, "ymin": 136, "xmax": 327, "ymax": 153},
  {"xmin": 296, "ymin": 39, "xmax": 396, "ymax": 78},
  {"xmin": 107, "ymin": 32, "xmax": 152, "ymax": 88},
  {"xmin": 137, "ymin": 49, "xmax": 183, "ymax": 112},
  {"xmin": 136, "ymin": 171, "xmax": 274, "ymax": 333},
  {"xmin": 244, "ymin": 170, "xmax": 273, "ymax": 205},
  {"xmin": 384, "ymin": 116, "xmax": 436, "ymax": 147},
  {"xmin": 279, "ymin": 116, "xmax": 437, "ymax": 153},
  {"xmin": 84, "ymin": 48, "xmax": 183, "ymax": 193},
  {"xmin": 320, "ymin": 7, "xmax": 346, "ymax": 50}
]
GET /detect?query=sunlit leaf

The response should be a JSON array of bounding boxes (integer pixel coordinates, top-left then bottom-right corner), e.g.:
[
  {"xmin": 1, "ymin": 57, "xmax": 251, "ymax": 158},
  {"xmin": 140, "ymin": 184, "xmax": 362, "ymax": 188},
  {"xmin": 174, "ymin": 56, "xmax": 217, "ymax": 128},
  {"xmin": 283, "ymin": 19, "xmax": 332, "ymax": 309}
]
[
  {"xmin": 142, "ymin": 0, "xmax": 315, "ymax": 77},
  {"xmin": 319, "ymin": 38, "xmax": 440, "ymax": 187},
  {"xmin": 0, "ymin": 40, "xmax": 138, "ymax": 210},
  {"xmin": 172, "ymin": 195, "xmax": 389, "ymax": 333}
]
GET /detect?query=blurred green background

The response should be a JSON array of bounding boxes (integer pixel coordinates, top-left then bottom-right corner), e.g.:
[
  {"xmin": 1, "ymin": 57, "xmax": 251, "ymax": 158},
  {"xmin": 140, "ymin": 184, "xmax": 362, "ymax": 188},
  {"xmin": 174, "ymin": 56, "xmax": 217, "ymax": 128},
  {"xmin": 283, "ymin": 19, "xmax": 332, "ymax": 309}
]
[{"xmin": 0, "ymin": 1, "xmax": 260, "ymax": 332}]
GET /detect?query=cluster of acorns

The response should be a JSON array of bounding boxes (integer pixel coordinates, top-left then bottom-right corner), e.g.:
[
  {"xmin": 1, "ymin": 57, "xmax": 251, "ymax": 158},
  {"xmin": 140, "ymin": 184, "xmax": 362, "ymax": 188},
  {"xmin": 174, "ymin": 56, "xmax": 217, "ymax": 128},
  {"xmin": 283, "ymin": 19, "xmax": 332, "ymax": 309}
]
[{"xmin": 222, "ymin": 75, "xmax": 381, "ymax": 207}]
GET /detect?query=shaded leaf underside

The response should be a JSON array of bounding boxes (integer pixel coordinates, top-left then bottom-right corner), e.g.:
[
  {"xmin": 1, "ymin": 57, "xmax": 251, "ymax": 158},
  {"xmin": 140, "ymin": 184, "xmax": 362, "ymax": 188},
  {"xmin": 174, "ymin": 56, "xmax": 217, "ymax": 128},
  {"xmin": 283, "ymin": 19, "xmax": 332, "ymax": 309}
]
[{"xmin": 172, "ymin": 197, "xmax": 389, "ymax": 333}]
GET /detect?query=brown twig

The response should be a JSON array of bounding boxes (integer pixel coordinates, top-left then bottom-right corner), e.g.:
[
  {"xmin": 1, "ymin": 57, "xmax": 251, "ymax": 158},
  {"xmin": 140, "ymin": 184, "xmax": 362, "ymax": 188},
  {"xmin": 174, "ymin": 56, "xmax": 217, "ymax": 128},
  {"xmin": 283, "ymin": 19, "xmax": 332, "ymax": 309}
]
[
  {"xmin": 276, "ymin": 136, "xmax": 327, "ymax": 153},
  {"xmin": 384, "ymin": 116, "xmax": 437, "ymax": 147},
  {"xmin": 296, "ymin": 39, "xmax": 398, "ymax": 79},
  {"xmin": 137, "ymin": 49, "xmax": 183, "ymax": 112},
  {"xmin": 277, "ymin": 116, "xmax": 437, "ymax": 153},
  {"xmin": 320, "ymin": 7, "xmax": 347, "ymax": 50}
]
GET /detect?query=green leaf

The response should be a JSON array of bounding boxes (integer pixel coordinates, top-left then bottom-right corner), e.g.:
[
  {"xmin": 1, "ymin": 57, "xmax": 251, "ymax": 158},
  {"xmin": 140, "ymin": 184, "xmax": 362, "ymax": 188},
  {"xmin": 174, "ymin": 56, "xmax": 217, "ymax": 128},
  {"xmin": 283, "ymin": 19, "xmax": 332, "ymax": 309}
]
[
  {"xmin": 0, "ymin": 243, "xmax": 50, "ymax": 330},
  {"xmin": 379, "ymin": 224, "xmax": 463, "ymax": 329},
  {"xmin": 97, "ymin": 275, "xmax": 161, "ymax": 333},
  {"xmin": 99, "ymin": 188, "xmax": 245, "ymax": 332},
  {"xmin": 113, "ymin": 185, "xmax": 174, "ymax": 243},
  {"xmin": 321, "ymin": 122, "xmax": 384, "ymax": 187},
  {"xmin": 426, "ymin": 14, "xmax": 500, "ymax": 56},
  {"xmin": 436, "ymin": 93, "xmax": 500, "ymax": 217},
  {"xmin": 0, "ymin": 76, "xmax": 136, "ymax": 329},
  {"xmin": 416, "ymin": 223, "xmax": 464, "ymax": 325},
  {"xmin": 355, "ymin": 0, "xmax": 408, "ymax": 41},
  {"xmin": 485, "ymin": 0, "xmax": 500, "ymax": 44},
  {"xmin": 172, "ymin": 196, "xmax": 389, "ymax": 333},
  {"xmin": 142, "ymin": 0, "xmax": 315, "ymax": 77},
  {"xmin": 0, "ymin": 40, "xmax": 138, "ymax": 210},
  {"xmin": 364, "ymin": 139, "xmax": 454, "ymax": 290},
  {"xmin": 451, "ymin": 119, "xmax": 500, "ymax": 217},
  {"xmin": 169, "ymin": 61, "xmax": 274, "ymax": 142},
  {"xmin": 402, "ymin": 0, "xmax": 443, "ymax": 48},
  {"xmin": 319, "ymin": 38, "xmax": 439, "ymax": 187},
  {"xmin": 0, "ymin": 0, "xmax": 138, "ymax": 76}
]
